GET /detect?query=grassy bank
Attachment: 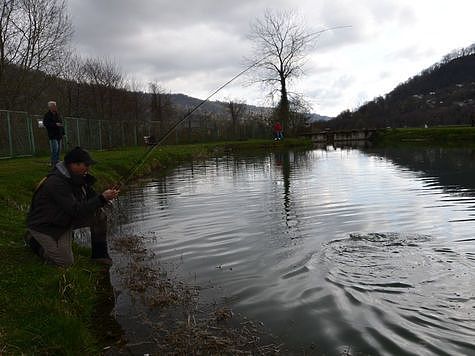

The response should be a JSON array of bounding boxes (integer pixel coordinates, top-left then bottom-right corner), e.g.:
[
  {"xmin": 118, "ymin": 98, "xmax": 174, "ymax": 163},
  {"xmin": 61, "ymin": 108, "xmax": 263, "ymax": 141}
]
[
  {"xmin": 373, "ymin": 126, "xmax": 475, "ymax": 147},
  {"xmin": 0, "ymin": 138, "xmax": 311, "ymax": 354}
]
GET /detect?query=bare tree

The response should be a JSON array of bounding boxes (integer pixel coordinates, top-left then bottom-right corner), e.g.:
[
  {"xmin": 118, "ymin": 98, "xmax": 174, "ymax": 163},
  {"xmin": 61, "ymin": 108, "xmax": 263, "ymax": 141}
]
[
  {"xmin": 126, "ymin": 77, "xmax": 145, "ymax": 122},
  {"xmin": 12, "ymin": 0, "xmax": 73, "ymax": 73},
  {"xmin": 82, "ymin": 57, "xmax": 124, "ymax": 119},
  {"xmin": 149, "ymin": 81, "xmax": 173, "ymax": 133},
  {"xmin": 0, "ymin": 0, "xmax": 14, "ymax": 85},
  {"xmin": 82, "ymin": 57, "xmax": 123, "ymax": 89},
  {"xmin": 288, "ymin": 93, "xmax": 311, "ymax": 133},
  {"xmin": 0, "ymin": 0, "xmax": 73, "ymax": 108},
  {"xmin": 248, "ymin": 10, "xmax": 318, "ymax": 133},
  {"xmin": 58, "ymin": 52, "xmax": 85, "ymax": 116},
  {"xmin": 226, "ymin": 99, "xmax": 246, "ymax": 138}
]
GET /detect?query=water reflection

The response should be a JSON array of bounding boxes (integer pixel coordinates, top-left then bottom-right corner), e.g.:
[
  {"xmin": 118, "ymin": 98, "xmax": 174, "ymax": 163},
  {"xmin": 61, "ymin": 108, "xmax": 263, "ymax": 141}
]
[
  {"xmin": 364, "ymin": 146, "xmax": 475, "ymax": 192},
  {"xmin": 112, "ymin": 146, "xmax": 475, "ymax": 355},
  {"xmin": 364, "ymin": 146, "xmax": 475, "ymax": 223}
]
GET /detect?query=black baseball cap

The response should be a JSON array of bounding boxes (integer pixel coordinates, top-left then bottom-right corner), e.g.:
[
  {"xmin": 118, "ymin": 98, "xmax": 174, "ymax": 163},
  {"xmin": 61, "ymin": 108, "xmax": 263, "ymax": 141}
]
[{"xmin": 64, "ymin": 147, "xmax": 97, "ymax": 166}]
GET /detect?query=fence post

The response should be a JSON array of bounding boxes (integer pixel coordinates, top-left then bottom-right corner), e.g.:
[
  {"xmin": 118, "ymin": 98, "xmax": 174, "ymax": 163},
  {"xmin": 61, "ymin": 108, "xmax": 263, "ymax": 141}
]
[
  {"xmin": 63, "ymin": 118, "xmax": 69, "ymax": 150},
  {"xmin": 27, "ymin": 115, "xmax": 36, "ymax": 155},
  {"xmin": 98, "ymin": 120, "xmax": 102, "ymax": 150},
  {"xmin": 25, "ymin": 115, "xmax": 32, "ymax": 155},
  {"xmin": 76, "ymin": 118, "xmax": 81, "ymax": 146},
  {"xmin": 134, "ymin": 123, "xmax": 138, "ymax": 146},
  {"xmin": 108, "ymin": 122, "xmax": 112, "ymax": 148},
  {"xmin": 121, "ymin": 121, "xmax": 125, "ymax": 147},
  {"xmin": 6, "ymin": 111, "xmax": 13, "ymax": 157}
]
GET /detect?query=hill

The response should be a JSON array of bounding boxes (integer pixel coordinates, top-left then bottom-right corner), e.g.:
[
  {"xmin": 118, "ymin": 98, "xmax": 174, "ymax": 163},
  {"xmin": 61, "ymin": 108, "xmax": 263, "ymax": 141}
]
[
  {"xmin": 168, "ymin": 93, "xmax": 329, "ymax": 123},
  {"xmin": 168, "ymin": 94, "xmax": 227, "ymax": 114},
  {"xmin": 307, "ymin": 113, "xmax": 333, "ymax": 122},
  {"xmin": 327, "ymin": 43, "xmax": 475, "ymax": 130}
]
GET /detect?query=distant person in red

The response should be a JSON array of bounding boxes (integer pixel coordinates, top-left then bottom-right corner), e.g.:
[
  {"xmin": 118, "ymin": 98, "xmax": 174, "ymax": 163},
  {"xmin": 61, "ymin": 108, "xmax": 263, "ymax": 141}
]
[{"xmin": 273, "ymin": 121, "xmax": 283, "ymax": 140}]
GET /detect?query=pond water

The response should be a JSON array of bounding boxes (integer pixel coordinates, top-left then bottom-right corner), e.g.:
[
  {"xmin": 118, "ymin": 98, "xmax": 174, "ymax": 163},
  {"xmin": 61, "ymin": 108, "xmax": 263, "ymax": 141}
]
[{"xmin": 111, "ymin": 146, "xmax": 475, "ymax": 355}]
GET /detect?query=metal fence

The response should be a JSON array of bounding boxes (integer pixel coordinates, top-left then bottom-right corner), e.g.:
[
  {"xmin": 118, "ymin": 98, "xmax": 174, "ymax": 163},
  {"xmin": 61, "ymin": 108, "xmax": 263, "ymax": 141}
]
[
  {"xmin": 0, "ymin": 110, "xmax": 154, "ymax": 158},
  {"xmin": 0, "ymin": 109, "xmax": 270, "ymax": 159}
]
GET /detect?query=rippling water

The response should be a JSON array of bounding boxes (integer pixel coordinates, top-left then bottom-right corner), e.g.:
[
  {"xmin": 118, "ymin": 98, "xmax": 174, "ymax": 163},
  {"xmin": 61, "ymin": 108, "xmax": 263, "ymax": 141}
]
[{"xmin": 112, "ymin": 146, "xmax": 475, "ymax": 355}]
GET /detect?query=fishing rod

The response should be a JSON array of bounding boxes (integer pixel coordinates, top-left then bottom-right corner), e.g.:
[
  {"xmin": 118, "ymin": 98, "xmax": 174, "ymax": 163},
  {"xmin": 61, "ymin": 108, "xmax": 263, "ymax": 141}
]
[
  {"xmin": 302, "ymin": 25, "xmax": 352, "ymax": 42},
  {"xmin": 114, "ymin": 55, "xmax": 270, "ymax": 189},
  {"xmin": 114, "ymin": 25, "xmax": 351, "ymax": 190}
]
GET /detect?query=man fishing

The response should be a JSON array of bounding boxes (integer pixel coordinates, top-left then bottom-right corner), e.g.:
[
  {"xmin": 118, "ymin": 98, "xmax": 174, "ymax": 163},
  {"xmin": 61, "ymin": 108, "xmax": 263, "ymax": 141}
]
[{"xmin": 25, "ymin": 147, "xmax": 119, "ymax": 267}]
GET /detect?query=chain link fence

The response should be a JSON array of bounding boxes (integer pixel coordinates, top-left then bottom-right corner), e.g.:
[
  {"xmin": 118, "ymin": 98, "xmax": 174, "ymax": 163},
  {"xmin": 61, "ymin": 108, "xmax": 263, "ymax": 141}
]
[
  {"xmin": 0, "ymin": 110, "xmax": 270, "ymax": 159},
  {"xmin": 0, "ymin": 110, "xmax": 153, "ymax": 158}
]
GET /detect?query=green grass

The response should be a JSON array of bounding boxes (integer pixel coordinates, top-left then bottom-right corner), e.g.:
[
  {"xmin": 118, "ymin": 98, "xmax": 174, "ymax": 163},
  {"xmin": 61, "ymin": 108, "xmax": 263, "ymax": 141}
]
[
  {"xmin": 0, "ymin": 138, "xmax": 312, "ymax": 354},
  {"xmin": 373, "ymin": 126, "xmax": 475, "ymax": 147}
]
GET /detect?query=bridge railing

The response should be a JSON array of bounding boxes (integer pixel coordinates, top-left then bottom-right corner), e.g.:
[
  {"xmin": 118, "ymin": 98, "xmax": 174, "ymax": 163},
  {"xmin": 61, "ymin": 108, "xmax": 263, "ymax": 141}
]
[{"xmin": 300, "ymin": 128, "xmax": 378, "ymax": 143}]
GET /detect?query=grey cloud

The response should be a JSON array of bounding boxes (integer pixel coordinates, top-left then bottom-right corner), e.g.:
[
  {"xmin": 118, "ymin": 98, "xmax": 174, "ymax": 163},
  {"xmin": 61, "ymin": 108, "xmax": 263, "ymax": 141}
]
[
  {"xmin": 312, "ymin": 1, "xmax": 417, "ymax": 52},
  {"xmin": 309, "ymin": 63, "xmax": 339, "ymax": 75},
  {"xmin": 70, "ymin": 0, "xmax": 289, "ymax": 47},
  {"xmin": 120, "ymin": 27, "xmax": 247, "ymax": 72},
  {"xmin": 69, "ymin": 0, "xmax": 291, "ymax": 87},
  {"xmin": 385, "ymin": 45, "xmax": 437, "ymax": 62},
  {"xmin": 396, "ymin": 6, "xmax": 418, "ymax": 26},
  {"xmin": 66, "ymin": 0, "xmax": 431, "ymax": 116},
  {"xmin": 379, "ymin": 71, "xmax": 390, "ymax": 79},
  {"xmin": 303, "ymin": 74, "xmax": 356, "ymax": 113}
]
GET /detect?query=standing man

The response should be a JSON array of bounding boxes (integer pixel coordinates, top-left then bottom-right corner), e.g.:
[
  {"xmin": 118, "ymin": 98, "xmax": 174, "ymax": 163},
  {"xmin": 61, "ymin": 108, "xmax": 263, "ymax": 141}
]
[
  {"xmin": 25, "ymin": 147, "xmax": 119, "ymax": 267},
  {"xmin": 43, "ymin": 101, "xmax": 65, "ymax": 167}
]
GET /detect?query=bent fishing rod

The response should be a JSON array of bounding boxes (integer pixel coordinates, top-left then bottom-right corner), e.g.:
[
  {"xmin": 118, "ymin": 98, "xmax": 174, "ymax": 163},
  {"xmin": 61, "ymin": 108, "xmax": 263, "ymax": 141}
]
[{"xmin": 114, "ymin": 25, "xmax": 351, "ymax": 190}]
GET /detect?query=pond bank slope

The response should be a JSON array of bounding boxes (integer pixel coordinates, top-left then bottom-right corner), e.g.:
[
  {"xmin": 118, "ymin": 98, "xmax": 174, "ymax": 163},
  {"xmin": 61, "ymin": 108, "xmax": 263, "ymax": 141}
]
[{"xmin": 373, "ymin": 126, "xmax": 475, "ymax": 147}]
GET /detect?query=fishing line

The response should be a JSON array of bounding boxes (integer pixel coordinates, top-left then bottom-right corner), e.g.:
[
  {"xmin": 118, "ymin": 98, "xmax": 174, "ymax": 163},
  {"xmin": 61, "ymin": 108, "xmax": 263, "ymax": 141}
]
[{"xmin": 303, "ymin": 25, "xmax": 352, "ymax": 42}]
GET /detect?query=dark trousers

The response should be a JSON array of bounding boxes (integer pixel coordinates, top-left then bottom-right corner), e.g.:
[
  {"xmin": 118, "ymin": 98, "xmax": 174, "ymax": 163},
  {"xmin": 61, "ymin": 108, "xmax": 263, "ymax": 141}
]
[
  {"xmin": 73, "ymin": 209, "xmax": 109, "ymax": 259},
  {"xmin": 49, "ymin": 139, "xmax": 61, "ymax": 166}
]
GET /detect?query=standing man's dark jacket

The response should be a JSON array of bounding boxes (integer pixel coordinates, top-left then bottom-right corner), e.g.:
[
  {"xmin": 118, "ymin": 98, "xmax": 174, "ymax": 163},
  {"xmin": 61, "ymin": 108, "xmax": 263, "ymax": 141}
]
[
  {"xmin": 27, "ymin": 162, "xmax": 107, "ymax": 240},
  {"xmin": 43, "ymin": 110, "xmax": 65, "ymax": 140}
]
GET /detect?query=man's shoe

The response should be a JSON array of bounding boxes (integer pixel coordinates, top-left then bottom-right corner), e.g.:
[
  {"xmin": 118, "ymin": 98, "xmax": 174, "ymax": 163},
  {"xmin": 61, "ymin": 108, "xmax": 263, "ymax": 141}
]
[{"xmin": 24, "ymin": 231, "xmax": 44, "ymax": 257}]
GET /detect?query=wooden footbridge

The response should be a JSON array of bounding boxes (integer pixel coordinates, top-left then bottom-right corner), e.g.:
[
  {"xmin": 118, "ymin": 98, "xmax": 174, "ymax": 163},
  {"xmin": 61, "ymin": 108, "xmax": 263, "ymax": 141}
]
[{"xmin": 301, "ymin": 128, "xmax": 378, "ymax": 144}]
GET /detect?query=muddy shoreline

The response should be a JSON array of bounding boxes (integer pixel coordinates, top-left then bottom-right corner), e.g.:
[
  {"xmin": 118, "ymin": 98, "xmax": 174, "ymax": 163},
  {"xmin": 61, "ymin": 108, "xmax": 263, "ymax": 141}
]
[{"xmin": 106, "ymin": 231, "xmax": 287, "ymax": 354}]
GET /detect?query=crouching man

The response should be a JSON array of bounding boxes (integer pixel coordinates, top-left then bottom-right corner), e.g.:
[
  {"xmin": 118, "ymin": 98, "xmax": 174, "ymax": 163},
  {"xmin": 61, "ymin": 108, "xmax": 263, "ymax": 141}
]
[{"xmin": 25, "ymin": 147, "xmax": 119, "ymax": 267}]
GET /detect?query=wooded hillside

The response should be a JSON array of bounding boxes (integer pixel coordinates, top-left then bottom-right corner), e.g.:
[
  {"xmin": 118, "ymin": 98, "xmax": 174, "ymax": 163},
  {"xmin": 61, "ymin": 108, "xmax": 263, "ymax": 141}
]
[{"xmin": 327, "ymin": 44, "xmax": 475, "ymax": 130}]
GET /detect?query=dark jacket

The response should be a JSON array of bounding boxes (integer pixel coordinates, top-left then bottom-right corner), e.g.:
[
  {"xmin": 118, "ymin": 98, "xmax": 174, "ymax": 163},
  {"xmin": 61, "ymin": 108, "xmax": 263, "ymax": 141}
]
[
  {"xmin": 27, "ymin": 162, "xmax": 107, "ymax": 239},
  {"xmin": 43, "ymin": 110, "xmax": 65, "ymax": 140}
]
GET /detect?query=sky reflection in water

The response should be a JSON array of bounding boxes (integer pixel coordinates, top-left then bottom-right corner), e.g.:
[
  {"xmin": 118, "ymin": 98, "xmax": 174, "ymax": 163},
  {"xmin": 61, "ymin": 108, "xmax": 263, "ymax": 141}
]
[{"xmin": 113, "ymin": 147, "xmax": 475, "ymax": 355}]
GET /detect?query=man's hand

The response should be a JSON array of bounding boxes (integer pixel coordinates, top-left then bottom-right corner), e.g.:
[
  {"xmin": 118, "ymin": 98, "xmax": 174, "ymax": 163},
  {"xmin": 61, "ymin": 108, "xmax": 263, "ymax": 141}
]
[{"xmin": 102, "ymin": 189, "xmax": 119, "ymax": 201}]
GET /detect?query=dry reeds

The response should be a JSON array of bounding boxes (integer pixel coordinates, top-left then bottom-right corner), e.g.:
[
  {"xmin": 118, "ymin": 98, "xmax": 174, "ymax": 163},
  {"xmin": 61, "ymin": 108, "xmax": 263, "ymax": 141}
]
[{"xmin": 110, "ymin": 234, "xmax": 283, "ymax": 355}]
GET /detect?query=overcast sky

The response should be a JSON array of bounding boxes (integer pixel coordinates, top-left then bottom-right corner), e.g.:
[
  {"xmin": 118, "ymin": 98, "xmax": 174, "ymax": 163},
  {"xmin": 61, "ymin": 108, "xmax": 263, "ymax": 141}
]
[{"xmin": 68, "ymin": 0, "xmax": 474, "ymax": 117}]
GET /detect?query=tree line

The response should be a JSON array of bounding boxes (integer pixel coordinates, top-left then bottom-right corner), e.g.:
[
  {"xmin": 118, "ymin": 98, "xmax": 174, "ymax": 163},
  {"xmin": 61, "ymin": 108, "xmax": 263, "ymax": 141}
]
[{"xmin": 1, "ymin": 2, "xmax": 314, "ymax": 142}]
